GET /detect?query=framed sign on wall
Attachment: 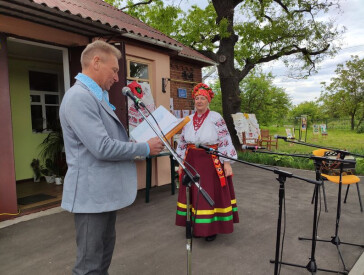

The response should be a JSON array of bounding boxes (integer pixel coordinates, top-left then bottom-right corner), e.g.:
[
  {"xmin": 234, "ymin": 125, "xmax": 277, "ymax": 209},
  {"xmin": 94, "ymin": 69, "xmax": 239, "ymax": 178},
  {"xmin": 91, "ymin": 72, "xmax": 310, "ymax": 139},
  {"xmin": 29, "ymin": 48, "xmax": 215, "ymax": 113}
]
[{"xmin": 177, "ymin": 88, "xmax": 187, "ymax": 98}]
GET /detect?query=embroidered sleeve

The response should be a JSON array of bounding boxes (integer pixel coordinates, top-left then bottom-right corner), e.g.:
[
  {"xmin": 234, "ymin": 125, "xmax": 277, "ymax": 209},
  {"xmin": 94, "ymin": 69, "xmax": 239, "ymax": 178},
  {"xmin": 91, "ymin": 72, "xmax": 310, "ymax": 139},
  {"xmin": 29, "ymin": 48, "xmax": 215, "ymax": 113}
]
[
  {"xmin": 212, "ymin": 112, "xmax": 237, "ymax": 162},
  {"xmin": 176, "ymin": 127, "xmax": 188, "ymax": 160}
]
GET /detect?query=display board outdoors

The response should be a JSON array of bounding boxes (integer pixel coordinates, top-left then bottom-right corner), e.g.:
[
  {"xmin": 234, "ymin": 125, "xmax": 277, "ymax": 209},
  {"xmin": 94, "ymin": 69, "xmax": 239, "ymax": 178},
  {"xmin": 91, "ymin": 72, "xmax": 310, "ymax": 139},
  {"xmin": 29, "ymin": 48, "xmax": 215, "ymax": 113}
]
[{"xmin": 231, "ymin": 113, "xmax": 260, "ymax": 144}]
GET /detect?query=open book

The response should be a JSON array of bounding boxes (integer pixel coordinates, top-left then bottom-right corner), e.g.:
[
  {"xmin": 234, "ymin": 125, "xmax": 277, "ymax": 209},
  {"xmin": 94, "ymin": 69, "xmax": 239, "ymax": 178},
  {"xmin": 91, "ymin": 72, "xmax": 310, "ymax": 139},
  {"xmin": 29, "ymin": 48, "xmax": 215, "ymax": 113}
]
[{"xmin": 130, "ymin": 105, "xmax": 190, "ymax": 142}]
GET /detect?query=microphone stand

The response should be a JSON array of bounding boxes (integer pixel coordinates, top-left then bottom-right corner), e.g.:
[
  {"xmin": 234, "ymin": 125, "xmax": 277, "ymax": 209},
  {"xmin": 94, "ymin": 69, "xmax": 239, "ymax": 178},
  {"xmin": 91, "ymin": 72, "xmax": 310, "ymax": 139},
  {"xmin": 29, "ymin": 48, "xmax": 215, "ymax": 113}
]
[
  {"xmin": 251, "ymin": 150, "xmax": 356, "ymax": 274},
  {"xmin": 278, "ymin": 139, "xmax": 364, "ymax": 273},
  {"xmin": 201, "ymin": 147, "xmax": 321, "ymax": 275},
  {"xmin": 132, "ymin": 102, "xmax": 214, "ymax": 275}
]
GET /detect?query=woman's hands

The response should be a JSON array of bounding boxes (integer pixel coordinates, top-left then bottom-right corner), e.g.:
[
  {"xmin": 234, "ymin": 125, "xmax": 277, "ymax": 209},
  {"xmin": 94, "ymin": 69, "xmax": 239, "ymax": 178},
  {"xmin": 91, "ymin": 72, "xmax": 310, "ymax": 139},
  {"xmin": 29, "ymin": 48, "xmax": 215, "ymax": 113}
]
[{"xmin": 224, "ymin": 161, "xmax": 233, "ymax": 177}]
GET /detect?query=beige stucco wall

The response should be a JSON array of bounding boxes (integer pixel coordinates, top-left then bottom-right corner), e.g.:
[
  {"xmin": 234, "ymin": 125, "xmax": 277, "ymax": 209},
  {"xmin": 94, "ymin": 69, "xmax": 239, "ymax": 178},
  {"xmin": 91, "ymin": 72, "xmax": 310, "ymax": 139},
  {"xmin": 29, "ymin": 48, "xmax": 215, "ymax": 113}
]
[
  {"xmin": 125, "ymin": 44, "xmax": 172, "ymax": 190},
  {"xmin": 0, "ymin": 15, "xmax": 88, "ymax": 46}
]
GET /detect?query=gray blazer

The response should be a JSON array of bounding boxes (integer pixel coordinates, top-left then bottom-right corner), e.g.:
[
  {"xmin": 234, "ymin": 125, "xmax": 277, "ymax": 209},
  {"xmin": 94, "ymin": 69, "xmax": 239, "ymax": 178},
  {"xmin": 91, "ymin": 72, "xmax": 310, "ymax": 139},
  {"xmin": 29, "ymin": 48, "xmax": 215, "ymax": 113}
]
[{"xmin": 59, "ymin": 80, "xmax": 148, "ymax": 213}]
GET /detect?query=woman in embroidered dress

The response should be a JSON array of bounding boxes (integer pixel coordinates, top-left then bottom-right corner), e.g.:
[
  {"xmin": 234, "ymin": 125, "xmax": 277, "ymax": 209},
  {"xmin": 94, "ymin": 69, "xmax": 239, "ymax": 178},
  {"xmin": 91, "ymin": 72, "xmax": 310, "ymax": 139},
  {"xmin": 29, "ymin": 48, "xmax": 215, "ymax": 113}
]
[{"xmin": 175, "ymin": 83, "xmax": 239, "ymax": 242}]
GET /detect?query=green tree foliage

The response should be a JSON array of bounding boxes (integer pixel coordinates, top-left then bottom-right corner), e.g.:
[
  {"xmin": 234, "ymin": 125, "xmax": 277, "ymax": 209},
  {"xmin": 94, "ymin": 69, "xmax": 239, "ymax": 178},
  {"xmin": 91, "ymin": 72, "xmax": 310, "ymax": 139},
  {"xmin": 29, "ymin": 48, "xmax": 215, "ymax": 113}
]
[
  {"xmin": 320, "ymin": 55, "xmax": 364, "ymax": 130},
  {"xmin": 208, "ymin": 80, "xmax": 223, "ymax": 115},
  {"xmin": 288, "ymin": 101, "xmax": 325, "ymax": 123},
  {"xmin": 106, "ymin": 0, "xmax": 343, "ymax": 147},
  {"xmin": 240, "ymin": 72, "xmax": 291, "ymax": 125},
  {"xmin": 105, "ymin": 0, "xmax": 183, "ymax": 36},
  {"xmin": 209, "ymin": 73, "xmax": 291, "ymax": 126}
]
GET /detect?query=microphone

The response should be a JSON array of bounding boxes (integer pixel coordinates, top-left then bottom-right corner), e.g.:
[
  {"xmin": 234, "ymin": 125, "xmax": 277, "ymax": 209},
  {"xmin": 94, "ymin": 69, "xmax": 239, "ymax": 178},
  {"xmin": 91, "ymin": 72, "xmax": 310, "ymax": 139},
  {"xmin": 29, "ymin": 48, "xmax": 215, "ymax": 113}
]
[
  {"xmin": 122, "ymin": 87, "xmax": 145, "ymax": 108},
  {"xmin": 242, "ymin": 145, "xmax": 266, "ymax": 150},
  {"xmin": 274, "ymin": 134, "xmax": 295, "ymax": 140},
  {"xmin": 195, "ymin": 143, "xmax": 215, "ymax": 152}
]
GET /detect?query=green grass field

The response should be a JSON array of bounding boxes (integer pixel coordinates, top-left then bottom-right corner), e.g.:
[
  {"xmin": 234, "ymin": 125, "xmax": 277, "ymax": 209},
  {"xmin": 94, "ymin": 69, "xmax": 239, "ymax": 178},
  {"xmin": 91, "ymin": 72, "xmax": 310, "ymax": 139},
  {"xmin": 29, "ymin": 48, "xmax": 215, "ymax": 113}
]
[
  {"xmin": 238, "ymin": 127, "xmax": 364, "ymax": 175},
  {"xmin": 267, "ymin": 126, "xmax": 364, "ymax": 154}
]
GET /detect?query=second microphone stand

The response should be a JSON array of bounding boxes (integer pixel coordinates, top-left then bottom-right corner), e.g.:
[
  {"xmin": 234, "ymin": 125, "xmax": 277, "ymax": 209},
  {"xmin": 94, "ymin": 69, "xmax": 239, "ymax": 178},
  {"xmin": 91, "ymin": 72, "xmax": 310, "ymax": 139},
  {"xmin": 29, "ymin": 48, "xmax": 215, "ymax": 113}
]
[
  {"xmin": 134, "ymin": 103, "xmax": 214, "ymax": 275},
  {"xmin": 252, "ymin": 150, "xmax": 357, "ymax": 274},
  {"xmin": 202, "ymin": 147, "xmax": 321, "ymax": 275},
  {"xmin": 279, "ymin": 139, "xmax": 364, "ymax": 273}
]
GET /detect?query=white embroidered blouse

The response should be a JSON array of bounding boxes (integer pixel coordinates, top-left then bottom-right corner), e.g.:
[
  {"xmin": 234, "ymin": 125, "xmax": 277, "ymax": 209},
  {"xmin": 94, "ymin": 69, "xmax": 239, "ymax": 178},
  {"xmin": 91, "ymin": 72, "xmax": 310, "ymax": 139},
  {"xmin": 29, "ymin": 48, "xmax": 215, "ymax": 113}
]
[{"xmin": 176, "ymin": 110, "xmax": 237, "ymax": 163}]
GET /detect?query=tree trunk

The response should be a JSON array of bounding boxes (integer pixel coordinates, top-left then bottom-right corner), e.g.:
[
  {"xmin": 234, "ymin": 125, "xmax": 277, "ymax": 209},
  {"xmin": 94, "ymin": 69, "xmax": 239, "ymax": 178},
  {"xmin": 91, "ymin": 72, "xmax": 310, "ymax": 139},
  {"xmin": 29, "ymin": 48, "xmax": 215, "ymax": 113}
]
[
  {"xmin": 220, "ymin": 74, "xmax": 242, "ymax": 149},
  {"xmin": 213, "ymin": 0, "xmax": 245, "ymax": 149},
  {"xmin": 351, "ymin": 114, "xmax": 355, "ymax": 130}
]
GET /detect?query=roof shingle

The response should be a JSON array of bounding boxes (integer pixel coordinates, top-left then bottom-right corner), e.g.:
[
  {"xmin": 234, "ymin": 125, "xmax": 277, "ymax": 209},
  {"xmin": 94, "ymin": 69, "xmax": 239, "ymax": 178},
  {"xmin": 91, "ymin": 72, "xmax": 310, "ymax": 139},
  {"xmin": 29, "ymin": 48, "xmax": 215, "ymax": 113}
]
[{"xmin": 30, "ymin": 0, "xmax": 214, "ymax": 65}]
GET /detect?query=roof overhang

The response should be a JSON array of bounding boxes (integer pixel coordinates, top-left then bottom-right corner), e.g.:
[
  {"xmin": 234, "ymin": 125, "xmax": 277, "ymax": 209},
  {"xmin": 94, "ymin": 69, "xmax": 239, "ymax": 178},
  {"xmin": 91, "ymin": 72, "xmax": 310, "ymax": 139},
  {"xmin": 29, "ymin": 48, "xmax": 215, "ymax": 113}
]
[
  {"xmin": 0, "ymin": 0, "xmax": 124, "ymax": 38},
  {"xmin": 0, "ymin": 0, "xmax": 215, "ymax": 67}
]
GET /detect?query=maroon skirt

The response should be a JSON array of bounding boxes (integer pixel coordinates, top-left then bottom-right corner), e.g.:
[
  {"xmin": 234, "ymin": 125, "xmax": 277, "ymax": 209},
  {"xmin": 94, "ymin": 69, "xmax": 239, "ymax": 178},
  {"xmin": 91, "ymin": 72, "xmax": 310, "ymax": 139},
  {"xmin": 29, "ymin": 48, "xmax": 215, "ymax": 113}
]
[{"xmin": 175, "ymin": 148, "xmax": 239, "ymax": 237}]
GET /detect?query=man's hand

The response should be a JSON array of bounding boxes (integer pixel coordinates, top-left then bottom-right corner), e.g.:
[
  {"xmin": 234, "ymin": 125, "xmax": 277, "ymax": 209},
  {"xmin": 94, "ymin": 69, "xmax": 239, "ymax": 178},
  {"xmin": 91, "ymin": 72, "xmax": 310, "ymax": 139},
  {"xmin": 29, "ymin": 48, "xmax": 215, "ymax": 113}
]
[{"xmin": 147, "ymin": 137, "xmax": 164, "ymax": 156}]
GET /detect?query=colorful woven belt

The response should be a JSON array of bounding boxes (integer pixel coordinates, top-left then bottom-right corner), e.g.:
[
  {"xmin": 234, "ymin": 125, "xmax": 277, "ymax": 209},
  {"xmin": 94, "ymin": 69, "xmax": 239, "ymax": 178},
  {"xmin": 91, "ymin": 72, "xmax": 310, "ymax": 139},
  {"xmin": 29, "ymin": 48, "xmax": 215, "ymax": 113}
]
[{"xmin": 185, "ymin": 144, "xmax": 226, "ymax": 187}]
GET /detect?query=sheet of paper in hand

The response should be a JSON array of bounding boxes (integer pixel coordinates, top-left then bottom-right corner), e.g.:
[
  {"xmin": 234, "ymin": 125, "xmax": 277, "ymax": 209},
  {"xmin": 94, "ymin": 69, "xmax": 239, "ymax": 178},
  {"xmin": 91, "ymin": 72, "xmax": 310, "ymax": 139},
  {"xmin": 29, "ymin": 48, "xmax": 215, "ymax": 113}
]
[{"xmin": 130, "ymin": 105, "xmax": 190, "ymax": 142}]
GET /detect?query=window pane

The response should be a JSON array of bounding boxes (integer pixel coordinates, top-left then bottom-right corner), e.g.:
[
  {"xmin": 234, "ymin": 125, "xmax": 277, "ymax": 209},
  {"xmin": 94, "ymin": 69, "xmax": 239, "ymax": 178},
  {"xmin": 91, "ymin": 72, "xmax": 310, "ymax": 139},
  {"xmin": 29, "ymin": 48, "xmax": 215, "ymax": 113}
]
[
  {"xmin": 130, "ymin": 62, "xmax": 149, "ymax": 79},
  {"xmin": 31, "ymin": 105, "xmax": 43, "ymax": 132},
  {"xmin": 46, "ymin": 106, "xmax": 59, "ymax": 130},
  {"xmin": 45, "ymin": 94, "xmax": 59, "ymax": 104},
  {"xmin": 30, "ymin": 95, "xmax": 41, "ymax": 103},
  {"xmin": 29, "ymin": 71, "xmax": 58, "ymax": 92}
]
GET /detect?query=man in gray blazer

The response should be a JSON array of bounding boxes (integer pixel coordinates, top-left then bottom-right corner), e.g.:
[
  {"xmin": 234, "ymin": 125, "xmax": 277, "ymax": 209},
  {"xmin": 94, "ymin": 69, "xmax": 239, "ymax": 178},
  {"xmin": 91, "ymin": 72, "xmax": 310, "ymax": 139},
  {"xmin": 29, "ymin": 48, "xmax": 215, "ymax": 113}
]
[{"xmin": 60, "ymin": 40, "xmax": 164, "ymax": 275}]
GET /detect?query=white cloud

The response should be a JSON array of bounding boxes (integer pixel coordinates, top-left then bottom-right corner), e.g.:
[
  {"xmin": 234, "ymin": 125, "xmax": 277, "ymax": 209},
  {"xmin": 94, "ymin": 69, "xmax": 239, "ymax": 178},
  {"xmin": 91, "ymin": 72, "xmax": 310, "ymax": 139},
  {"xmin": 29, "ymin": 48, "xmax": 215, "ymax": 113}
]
[{"xmin": 263, "ymin": 0, "xmax": 364, "ymax": 105}]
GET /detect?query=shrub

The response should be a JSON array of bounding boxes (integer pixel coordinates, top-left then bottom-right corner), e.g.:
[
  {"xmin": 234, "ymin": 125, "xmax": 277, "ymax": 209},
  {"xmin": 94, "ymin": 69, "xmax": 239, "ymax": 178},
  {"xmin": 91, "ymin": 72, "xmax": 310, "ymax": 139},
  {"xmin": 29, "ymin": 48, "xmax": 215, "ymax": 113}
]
[
  {"xmin": 238, "ymin": 151, "xmax": 314, "ymax": 171},
  {"xmin": 356, "ymin": 124, "xmax": 364, "ymax": 134}
]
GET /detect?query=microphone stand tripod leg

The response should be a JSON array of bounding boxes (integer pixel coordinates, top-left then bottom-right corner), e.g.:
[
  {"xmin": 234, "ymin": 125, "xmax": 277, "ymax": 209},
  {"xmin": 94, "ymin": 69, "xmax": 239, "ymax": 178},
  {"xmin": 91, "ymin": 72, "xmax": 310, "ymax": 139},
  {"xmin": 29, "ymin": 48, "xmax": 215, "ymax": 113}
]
[
  {"xmin": 298, "ymin": 183, "xmax": 347, "ymax": 274},
  {"xmin": 273, "ymin": 177, "xmax": 346, "ymax": 274},
  {"xmin": 271, "ymin": 174, "xmax": 286, "ymax": 275},
  {"xmin": 305, "ymin": 183, "xmax": 319, "ymax": 273},
  {"xmin": 183, "ymin": 177, "xmax": 193, "ymax": 275},
  {"xmin": 186, "ymin": 186, "xmax": 192, "ymax": 275},
  {"xmin": 331, "ymin": 167, "xmax": 348, "ymax": 272},
  {"xmin": 305, "ymin": 163, "xmax": 322, "ymax": 273}
]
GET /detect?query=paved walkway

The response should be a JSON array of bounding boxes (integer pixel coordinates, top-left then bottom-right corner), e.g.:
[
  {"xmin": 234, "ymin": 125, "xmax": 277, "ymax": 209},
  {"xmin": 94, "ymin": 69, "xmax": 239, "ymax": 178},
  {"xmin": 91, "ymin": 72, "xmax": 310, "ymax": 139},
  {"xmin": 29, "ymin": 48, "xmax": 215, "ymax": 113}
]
[{"xmin": 1, "ymin": 165, "xmax": 363, "ymax": 275}]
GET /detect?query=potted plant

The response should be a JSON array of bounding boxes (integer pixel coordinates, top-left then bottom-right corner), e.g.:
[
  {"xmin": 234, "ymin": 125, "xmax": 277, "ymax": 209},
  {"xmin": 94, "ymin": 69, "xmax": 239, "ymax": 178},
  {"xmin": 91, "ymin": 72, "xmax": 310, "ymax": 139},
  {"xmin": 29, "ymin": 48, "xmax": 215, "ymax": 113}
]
[
  {"xmin": 54, "ymin": 176, "xmax": 63, "ymax": 185},
  {"xmin": 30, "ymin": 158, "xmax": 41, "ymax": 182},
  {"xmin": 38, "ymin": 119, "xmax": 67, "ymax": 184},
  {"xmin": 41, "ymin": 158, "xmax": 56, "ymax": 183}
]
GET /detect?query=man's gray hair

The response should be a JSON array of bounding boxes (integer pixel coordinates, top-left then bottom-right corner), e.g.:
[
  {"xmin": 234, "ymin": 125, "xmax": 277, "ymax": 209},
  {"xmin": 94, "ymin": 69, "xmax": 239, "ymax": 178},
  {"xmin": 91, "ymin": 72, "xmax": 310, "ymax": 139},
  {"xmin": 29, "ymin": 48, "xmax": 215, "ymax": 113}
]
[{"xmin": 81, "ymin": 40, "xmax": 122, "ymax": 68}]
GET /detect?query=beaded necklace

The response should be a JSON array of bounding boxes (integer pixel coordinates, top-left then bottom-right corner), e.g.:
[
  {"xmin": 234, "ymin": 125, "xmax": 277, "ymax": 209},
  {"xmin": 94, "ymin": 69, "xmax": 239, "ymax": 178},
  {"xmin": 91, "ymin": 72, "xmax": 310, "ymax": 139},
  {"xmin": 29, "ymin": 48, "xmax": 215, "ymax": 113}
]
[{"xmin": 193, "ymin": 109, "xmax": 210, "ymax": 131}]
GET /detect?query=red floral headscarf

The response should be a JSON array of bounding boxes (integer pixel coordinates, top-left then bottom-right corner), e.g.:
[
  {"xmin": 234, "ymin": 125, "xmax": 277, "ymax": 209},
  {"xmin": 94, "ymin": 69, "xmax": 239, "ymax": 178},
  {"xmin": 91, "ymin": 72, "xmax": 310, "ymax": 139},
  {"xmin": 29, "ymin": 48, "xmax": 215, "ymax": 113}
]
[{"xmin": 192, "ymin": 83, "xmax": 214, "ymax": 103}]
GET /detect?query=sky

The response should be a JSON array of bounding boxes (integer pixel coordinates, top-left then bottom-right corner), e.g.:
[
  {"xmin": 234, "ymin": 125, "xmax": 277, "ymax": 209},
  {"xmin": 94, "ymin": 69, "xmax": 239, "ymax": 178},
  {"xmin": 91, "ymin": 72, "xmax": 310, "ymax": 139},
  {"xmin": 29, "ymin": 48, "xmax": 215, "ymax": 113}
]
[
  {"xmin": 170, "ymin": 0, "xmax": 364, "ymax": 106},
  {"xmin": 265, "ymin": 0, "xmax": 364, "ymax": 105}
]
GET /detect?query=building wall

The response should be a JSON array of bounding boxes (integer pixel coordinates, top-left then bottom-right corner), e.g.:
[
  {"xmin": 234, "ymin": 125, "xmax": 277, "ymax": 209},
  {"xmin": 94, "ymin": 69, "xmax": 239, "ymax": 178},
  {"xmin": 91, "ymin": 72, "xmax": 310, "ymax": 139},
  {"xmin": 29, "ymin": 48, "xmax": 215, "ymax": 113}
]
[
  {"xmin": 8, "ymin": 58, "xmax": 64, "ymax": 180},
  {"xmin": 0, "ymin": 15, "xmax": 88, "ymax": 47},
  {"xmin": 0, "ymin": 34, "xmax": 17, "ymax": 221},
  {"xmin": 0, "ymin": 9, "xmax": 208, "ymax": 220},
  {"xmin": 169, "ymin": 59, "xmax": 202, "ymax": 113},
  {"xmin": 125, "ymin": 44, "xmax": 171, "ymax": 189}
]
